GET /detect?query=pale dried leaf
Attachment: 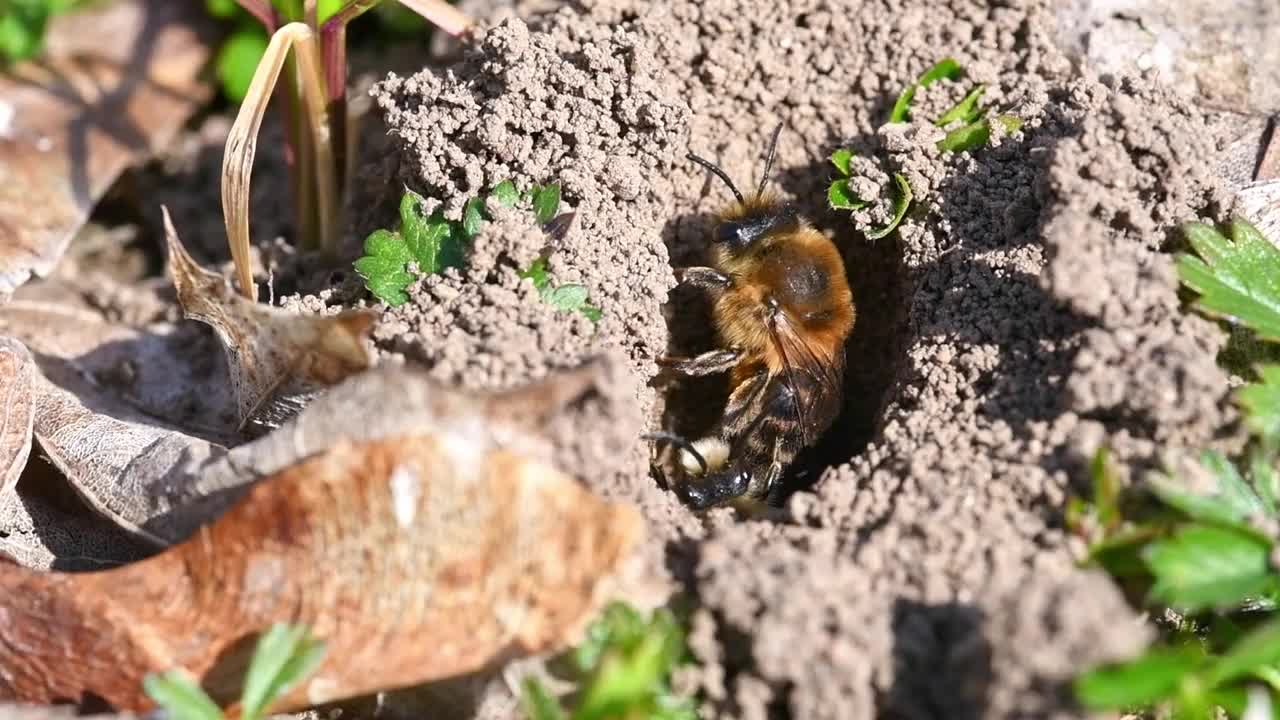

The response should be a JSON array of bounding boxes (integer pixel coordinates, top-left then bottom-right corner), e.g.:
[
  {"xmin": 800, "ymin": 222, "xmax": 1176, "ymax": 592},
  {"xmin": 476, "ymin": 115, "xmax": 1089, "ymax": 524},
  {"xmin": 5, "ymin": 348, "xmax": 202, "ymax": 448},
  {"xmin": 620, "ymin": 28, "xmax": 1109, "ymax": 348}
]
[
  {"xmin": 0, "ymin": 478, "xmax": 151, "ymax": 571},
  {"xmin": 0, "ymin": 434, "xmax": 646, "ymax": 714},
  {"xmin": 0, "ymin": 0, "xmax": 213, "ymax": 299},
  {"xmin": 164, "ymin": 208, "xmax": 374, "ymax": 429},
  {"xmin": 0, "ymin": 338, "xmax": 35, "ymax": 497},
  {"xmin": 1235, "ymin": 179, "xmax": 1280, "ymax": 246}
]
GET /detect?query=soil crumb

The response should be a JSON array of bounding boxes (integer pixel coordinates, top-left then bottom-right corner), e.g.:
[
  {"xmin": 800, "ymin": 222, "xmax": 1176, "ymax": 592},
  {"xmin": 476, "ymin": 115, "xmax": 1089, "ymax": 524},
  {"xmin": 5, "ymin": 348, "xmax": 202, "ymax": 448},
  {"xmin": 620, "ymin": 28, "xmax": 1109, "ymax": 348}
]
[{"xmin": 360, "ymin": 0, "xmax": 1239, "ymax": 716}]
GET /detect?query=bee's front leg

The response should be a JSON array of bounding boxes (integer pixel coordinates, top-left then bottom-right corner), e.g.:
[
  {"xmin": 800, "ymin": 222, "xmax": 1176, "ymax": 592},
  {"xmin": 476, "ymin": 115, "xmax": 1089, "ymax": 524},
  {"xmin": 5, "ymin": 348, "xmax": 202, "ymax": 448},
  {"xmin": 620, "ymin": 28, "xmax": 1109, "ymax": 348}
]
[
  {"xmin": 657, "ymin": 348, "xmax": 741, "ymax": 375},
  {"xmin": 673, "ymin": 266, "xmax": 731, "ymax": 290}
]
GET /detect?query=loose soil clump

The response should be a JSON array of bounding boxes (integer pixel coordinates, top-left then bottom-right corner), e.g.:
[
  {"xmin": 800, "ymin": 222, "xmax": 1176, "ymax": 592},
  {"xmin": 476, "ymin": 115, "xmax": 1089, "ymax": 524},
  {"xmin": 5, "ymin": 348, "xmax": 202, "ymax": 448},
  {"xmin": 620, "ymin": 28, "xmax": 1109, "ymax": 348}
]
[{"xmin": 336, "ymin": 0, "xmax": 1241, "ymax": 716}]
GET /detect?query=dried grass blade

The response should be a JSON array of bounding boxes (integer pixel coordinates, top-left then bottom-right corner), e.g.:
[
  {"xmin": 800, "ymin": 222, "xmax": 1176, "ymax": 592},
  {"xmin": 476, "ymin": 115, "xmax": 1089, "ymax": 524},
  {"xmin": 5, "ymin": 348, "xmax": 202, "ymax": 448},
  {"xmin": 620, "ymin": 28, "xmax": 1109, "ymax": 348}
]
[{"xmin": 221, "ymin": 22, "xmax": 338, "ymax": 302}]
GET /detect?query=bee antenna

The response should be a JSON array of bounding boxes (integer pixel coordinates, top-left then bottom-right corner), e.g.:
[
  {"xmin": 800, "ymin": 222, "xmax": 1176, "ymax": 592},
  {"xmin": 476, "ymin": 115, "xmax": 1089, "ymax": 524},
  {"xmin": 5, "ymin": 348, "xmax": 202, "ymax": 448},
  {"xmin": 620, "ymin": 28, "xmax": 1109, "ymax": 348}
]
[
  {"xmin": 756, "ymin": 122, "xmax": 784, "ymax": 198},
  {"xmin": 641, "ymin": 431, "xmax": 709, "ymax": 475},
  {"xmin": 686, "ymin": 152, "xmax": 746, "ymax": 205}
]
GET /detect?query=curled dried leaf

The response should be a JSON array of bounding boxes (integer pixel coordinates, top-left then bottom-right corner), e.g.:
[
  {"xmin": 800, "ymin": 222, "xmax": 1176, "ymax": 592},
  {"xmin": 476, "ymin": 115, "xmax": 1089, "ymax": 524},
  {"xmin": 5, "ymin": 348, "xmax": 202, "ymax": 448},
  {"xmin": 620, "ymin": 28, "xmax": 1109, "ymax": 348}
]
[{"xmin": 164, "ymin": 208, "xmax": 374, "ymax": 431}]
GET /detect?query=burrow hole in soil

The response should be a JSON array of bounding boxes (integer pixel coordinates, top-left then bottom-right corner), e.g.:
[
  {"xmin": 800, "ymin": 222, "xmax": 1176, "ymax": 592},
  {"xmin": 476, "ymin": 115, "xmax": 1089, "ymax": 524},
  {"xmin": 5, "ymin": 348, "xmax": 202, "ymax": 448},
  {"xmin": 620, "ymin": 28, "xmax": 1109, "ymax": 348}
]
[{"xmin": 655, "ymin": 157, "xmax": 907, "ymax": 507}]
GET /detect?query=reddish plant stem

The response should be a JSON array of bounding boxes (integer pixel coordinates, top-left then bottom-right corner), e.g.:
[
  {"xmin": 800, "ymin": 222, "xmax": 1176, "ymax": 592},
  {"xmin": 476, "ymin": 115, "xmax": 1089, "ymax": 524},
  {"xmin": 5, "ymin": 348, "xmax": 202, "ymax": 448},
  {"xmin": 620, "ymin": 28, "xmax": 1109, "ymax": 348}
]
[
  {"xmin": 233, "ymin": 0, "xmax": 279, "ymax": 31},
  {"xmin": 320, "ymin": 0, "xmax": 381, "ymax": 192}
]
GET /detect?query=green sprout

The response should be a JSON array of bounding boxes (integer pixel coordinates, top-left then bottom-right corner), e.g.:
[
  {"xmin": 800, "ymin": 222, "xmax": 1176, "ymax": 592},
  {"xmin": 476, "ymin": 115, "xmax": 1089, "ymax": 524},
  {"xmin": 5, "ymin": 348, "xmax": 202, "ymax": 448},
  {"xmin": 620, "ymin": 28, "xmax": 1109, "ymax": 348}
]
[
  {"xmin": 521, "ymin": 602, "xmax": 696, "ymax": 720},
  {"xmin": 356, "ymin": 181, "xmax": 603, "ymax": 320},
  {"xmin": 826, "ymin": 148, "xmax": 911, "ymax": 239},
  {"xmin": 1071, "ymin": 218, "xmax": 1280, "ymax": 718},
  {"xmin": 889, "ymin": 58, "xmax": 1023, "ymax": 154},
  {"xmin": 144, "ymin": 623, "xmax": 326, "ymax": 720}
]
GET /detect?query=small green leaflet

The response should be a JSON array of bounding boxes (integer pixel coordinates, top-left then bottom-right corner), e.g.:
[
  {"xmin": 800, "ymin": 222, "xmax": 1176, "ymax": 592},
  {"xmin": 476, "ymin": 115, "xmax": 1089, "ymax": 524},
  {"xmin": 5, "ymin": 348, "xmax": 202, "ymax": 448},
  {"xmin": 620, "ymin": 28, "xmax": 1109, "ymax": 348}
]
[
  {"xmin": 827, "ymin": 148, "xmax": 867, "ymax": 211},
  {"xmin": 532, "ymin": 184, "xmax": 562, "ymax": 225},
  {"xmin": 865, "ymin": 173, "xmax": 912, "ymax": 240},
  {"xmin": 889, "ymin": 57, "xmax": 963, "ymax": 123},
  {"xmin": 1148, "ymin": 449, "xmax": 1274, "ymax": 528},
  {"xmin": 1143, "ymin": 523, "xmax": 1273, "ymax": 611},
  {"xmin": 521, "ymin": 677, "xmax": 569, "ymax": 720},
  {"xmin": 490, "ymin": 179, "xmax": 520, "ymax": 207},
  {"xmin": 143, "ymin": 671, "xmax": 224, "ymax": 720},
  {"xmin": 354, "ymin": 190, "xmax": 465, "ymax": 306},
  {"xmin": 1178, "ymin": 219, "xmax": 1280, "ymax": 341},
  {"xmin": 830, "ymin": 148, "xmax": 854, "ymax": 176},
  {"xmin": 1074, "ymin": 647, "xmax": 1205, "ymax": 710},
  {"xmin": 519, "ymin": 258, "xmax": 602, "ymax": 322},
  {"xmin": 935, "ymin": 85, "xmax": 986, "ymax": 126},
  {"xmin": 239, "ymin": 624, "xmax": 327, "ymax": 720}
]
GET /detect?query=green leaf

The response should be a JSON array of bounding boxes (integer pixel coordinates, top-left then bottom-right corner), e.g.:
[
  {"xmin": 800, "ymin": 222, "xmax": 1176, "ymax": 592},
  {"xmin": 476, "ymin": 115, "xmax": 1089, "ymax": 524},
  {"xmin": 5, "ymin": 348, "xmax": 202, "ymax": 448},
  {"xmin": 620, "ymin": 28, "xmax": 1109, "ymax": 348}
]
[
  {"xmin": 240, "ymin": 624, "xmax": 327, "ymax": 720},
  {"xmin": 937, "ymin": 119, "xmax": 992, "ymax": 153},
  {"xmin": 215, "ymin": 28, "xmax": 268, "ymax": 104},
  {"xmin": 580, "ymin": 303, "xmax": 603, "ymax": 323},
  {"xmin": 865, "ymin": 173, "xmax": 912, "ymax": 240},
  {"xmin": 574, "ymin": 602, "xmax": 647, "ymax": 674},
  {"xmin": 0, "ymin": 0, "xmax": 52, "ymax": 63},
  {"xmin": 1148, "ymin": 450, "xmax": 1268, "ymax": 527},
  {"xmin": 1178, "ymin": 219, "xmax": 1280, "ymax": 341},
  {"xmin": 1203, "ymin": 617, "xmax": 1280, "ymax": 688},
  {"xmin": 546, "ymin": 284, "xmax": 590, "ymax": 311},
  {"xmin": 1240, "ymin": 364, "xmax": 1280, "ymax": 443},
  {"xmin": 830, "ymin": 148, "xmax": 854, "ymax": 176},
  {"xmin": 520, "ymin": 677, "xmax": 568, "ymax": 720},
  {"xmin": 935, "ymin": 84, "xmax": 986, "ymax": 126},
  {"xmin": 993, "ymin": 114, "xmax": 1023, "ymax": 135},
  {"xmin": 1144, "ymin": 523, "xmax": 1272, "ymax": 611},
  {"xmin": 519, "ymin": 258, "xmax": 551, "ymax": 291},
  {"xmin": 532, "ymin": 185, "xmax": 562, "ymax": 225},
  {"xmin": 143, "ymin": 671, "xmax": 224, "ymax": 720},
  {"xmin": 889, "ymin": 58, "xmax": 963, "ymax": 123},
  {"xmin": 396, "ymin": 191, "xmax": 462, "ymax": 274},
  {"xmin": 490, "ymin": 179, "xmax": 519, "ymax": 207},
  {"xmin": 574, "ymin": 609, "xmax": 686, "ymax": 720},
  {"xmin": 355, "ymin": 228, "xmax": 414, "ymax": 306},
  {"xmin": 461, "ymin": 196, "xmax": 486, "ymax": 239},
  {"xmin": 828, "ymin": 179, "xmax": 867, "ymax": 210},
  {"xmin": 1074, "ymin": 647, "xmax": 1205, "ymax": 709}
]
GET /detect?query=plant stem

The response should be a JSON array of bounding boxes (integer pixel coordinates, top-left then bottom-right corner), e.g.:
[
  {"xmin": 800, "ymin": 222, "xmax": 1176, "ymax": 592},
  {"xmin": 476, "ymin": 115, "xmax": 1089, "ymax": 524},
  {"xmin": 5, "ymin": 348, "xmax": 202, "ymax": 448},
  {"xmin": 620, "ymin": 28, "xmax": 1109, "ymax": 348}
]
[{"xmin": 319, "ymin": 0, "xmax": 381, "ymax": 194}]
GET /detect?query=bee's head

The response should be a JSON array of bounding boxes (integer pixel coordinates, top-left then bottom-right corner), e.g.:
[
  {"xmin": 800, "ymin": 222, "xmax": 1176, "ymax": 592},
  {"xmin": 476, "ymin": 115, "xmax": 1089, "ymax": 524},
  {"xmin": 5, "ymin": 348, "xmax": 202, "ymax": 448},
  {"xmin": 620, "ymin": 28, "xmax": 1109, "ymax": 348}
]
[
  {"xmin": 688, "ymin": 122, "xmax": 790, "ymax": 254},
  {"xmin": 713, "ymin": 202, "xmax": 799, "ymax": 253}
]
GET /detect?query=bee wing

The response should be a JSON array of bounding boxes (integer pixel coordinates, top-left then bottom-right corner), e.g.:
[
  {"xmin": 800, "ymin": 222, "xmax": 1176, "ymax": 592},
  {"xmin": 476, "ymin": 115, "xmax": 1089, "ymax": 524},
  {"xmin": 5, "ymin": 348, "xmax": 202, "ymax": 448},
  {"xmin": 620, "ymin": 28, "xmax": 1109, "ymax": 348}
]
[{"xmin": 766, "ymin": 310, "xmax": 845, "ymax": 447}]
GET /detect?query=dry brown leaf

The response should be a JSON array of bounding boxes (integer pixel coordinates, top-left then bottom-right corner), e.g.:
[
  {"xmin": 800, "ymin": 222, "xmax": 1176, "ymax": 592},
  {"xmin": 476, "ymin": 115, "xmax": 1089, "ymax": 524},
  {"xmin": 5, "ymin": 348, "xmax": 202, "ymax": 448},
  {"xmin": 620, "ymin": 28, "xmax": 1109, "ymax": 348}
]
[
  {"xmin": 0, "ymin": 0, "xmax": 214, "ymax": 299},
  {"xmin": 0, "ymin": 434, "xmax": 645, "ymax": 714},
  {"xmin": 0, "ymin": 338, "xmax": 35, "ymax": 497},
  {"xmin": 1236, "ymin": 179, "xmax": 1280, "ymax": 245},
  {"xmin": 163, "ymin": 208, "xmax": 375, "ymax": 430}
]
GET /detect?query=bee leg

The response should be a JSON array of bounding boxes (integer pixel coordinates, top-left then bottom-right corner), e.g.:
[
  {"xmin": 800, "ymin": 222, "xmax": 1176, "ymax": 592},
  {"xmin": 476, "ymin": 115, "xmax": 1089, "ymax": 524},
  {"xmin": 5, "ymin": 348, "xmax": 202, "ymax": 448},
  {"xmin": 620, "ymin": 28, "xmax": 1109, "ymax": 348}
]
[
  {"xmin": 673, "ymin": 267, "xmax": 732, "ymax": 290},
  {"xmin": 657, "ymin": 348, "xmax": 742, "ymax": 376}
]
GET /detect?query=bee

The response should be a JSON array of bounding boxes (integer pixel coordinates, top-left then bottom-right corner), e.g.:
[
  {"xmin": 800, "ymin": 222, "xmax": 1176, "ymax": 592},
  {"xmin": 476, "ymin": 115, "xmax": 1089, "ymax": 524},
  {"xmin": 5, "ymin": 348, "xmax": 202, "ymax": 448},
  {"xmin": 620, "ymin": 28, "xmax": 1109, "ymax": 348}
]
[{"xmin": 651, "ymin": 124, "xmax": 855, "ymax": 509}]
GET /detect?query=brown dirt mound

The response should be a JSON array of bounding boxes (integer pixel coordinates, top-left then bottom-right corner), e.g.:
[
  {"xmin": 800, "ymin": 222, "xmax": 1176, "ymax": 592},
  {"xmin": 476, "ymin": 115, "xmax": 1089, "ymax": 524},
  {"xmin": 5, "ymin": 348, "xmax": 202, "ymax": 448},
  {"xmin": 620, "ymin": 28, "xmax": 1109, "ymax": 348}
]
[{"xmin": 351, "ymin": 0, "xmax": 1238, "ymax": 716}]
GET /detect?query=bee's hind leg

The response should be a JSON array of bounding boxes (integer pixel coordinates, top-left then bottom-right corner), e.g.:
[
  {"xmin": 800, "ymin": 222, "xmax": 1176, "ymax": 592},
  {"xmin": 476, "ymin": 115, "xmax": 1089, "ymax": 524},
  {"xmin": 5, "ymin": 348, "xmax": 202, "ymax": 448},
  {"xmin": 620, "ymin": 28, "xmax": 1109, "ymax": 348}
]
[
  {"xmin": 658, "ymin": 348, "xmax": 741, "ymax": 376},
  {"xmin": 673, "ymin": 267, "xmax": 731, "ymax": 289}
]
